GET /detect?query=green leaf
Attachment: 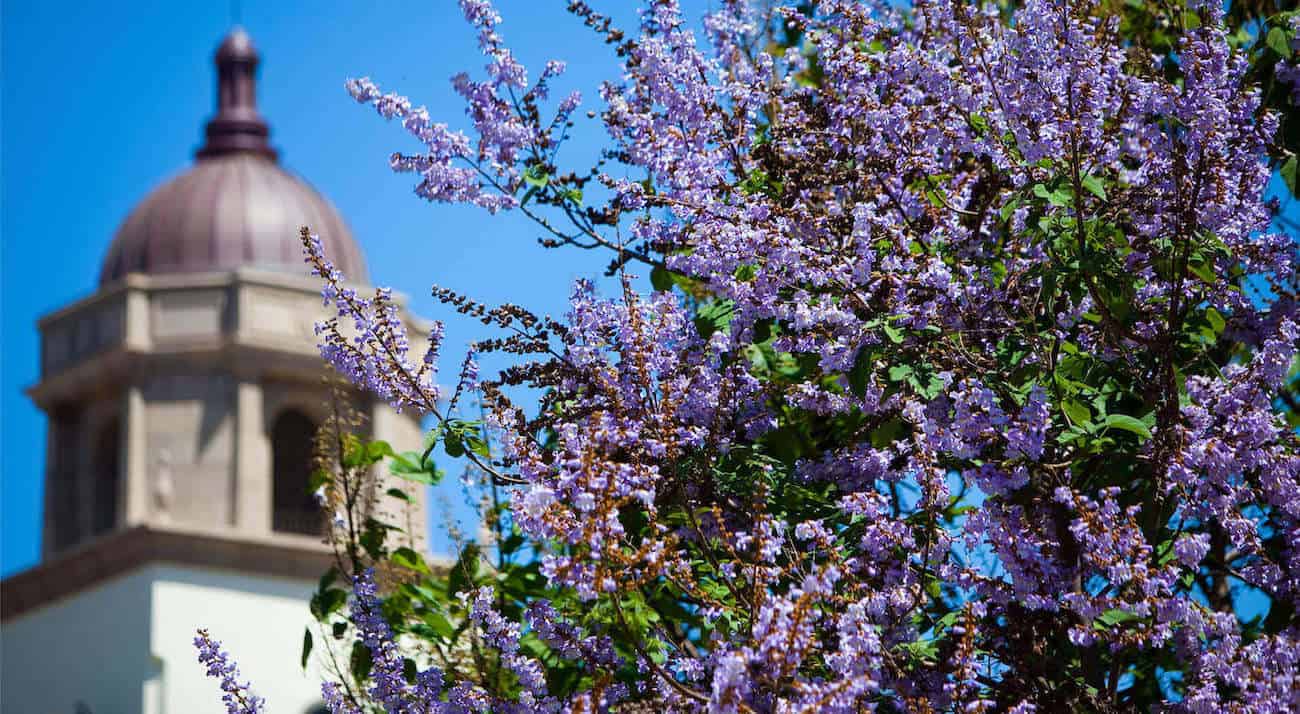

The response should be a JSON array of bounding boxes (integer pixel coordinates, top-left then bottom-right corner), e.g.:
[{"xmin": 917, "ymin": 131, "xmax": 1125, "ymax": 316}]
[
  {"xmin": 848, "ymin": 347, "xmax": 874, "ymax": 397},
  {"xmin": 341, "ymin": 435, "xmax": 367, "ymax": 468},
  {"xmin": 318, "ymin": 567, "xmax": 338, "ymax": 594},
  {"xmin": 396, "ymin": 468, "xmax": 442, "ymax": 485},
  {"xmin": 694, "ymin": 300, "xmax": 735, "ymax": 338},
  {"xmin": 650, "ymin": 266, "xmax": 675, "ymax": 292},
  {"xmin": 1061, "ymin": 398, "xmax": 1091, "ymax": 426},
  {"xmin": 310, "ymin": 588, "xmax": 347, "ymax": 621},
  {"xmin": 1103, "ymin": 413, "xmax": 1152, "ymax": 441},
  {"xmin": 1205, "ymin": 307, "xmax": 1226, "ymax": 335},
  {"xmin": 501, "ymin": 531, "xmax": 526, "ymax": 555},
  {"xmin": 360, "ymin": 518, "xmax": 392, "ymax": 560},
  {"xmin": 391, "ymin": 450, "xmax": 442, "ymax": 485},
  {"xmin": 444, "ymin": 436, "xmax": 465, "ymax": 458},
  {"xmin": 464, "ymin": 435, "xmax": 491, "ymax": 458},
  {"xmin": 1081, "ymin": 174, "xmax": 1107, "ymax": 201},
  {"xmin": 1281, "ymin": 156, "xmax": 1298, "ymax": 198},
  {"xmin": 1033, "ymin": 182, "xmax": 1071, "ymax": 207},
  {"xmin": 423, "ymin": 611, "xmax": 455, "ymax": 639},
  {"xmin": 523, "ymin": 164, "xmax": 550, "ymax": 188},
  {"xmin": 1267, "ymin": 26, "xmax": 1293, "ymax": 59},
  {"xmin": 897, "ymin": 637, "xmax": 940, "ymax": 662},
  {"xmin": 342, "ymin": 437, "xmax": 394, "ymax": 468},
  {"xmin": 999, "ymin": 198, "xmax": 1022, "ymax": 222},
  {"xmin": 392, "ymin": 546, "xmax": 430, "ymax": 574},
  {"xmin": 448, "ymin": 543, "xmax": 482, "ymax": 596},
  {"xmin": 919, "ymin": 372, "xmax": 947, "ymax": 400},
  {"xmin": 740, "ymin": 169, "xmax": 781, "ymax": 198},
  {"xmin": 933, "ymin": 611, "xmax": 961, "ymax": 632},
  {"xmin": 882, "ymin": 323, "xmax": 904, "ymax": 344},
  {"xmin": 869, "ymin": 418, "xmax": 906, "ymax": 448},
  {"xmin": 888, "ymin": 364, "xmax": 914, "ymax": 383},
  {"xmin": 386, "ymin": 487, "xmax": 411, "ymax": 502},
  {"xmin": 350, "ymin": 641, "xmax": 373, "ymax": 682},
  {"xmin": 1187, "ymin": 259, "xmax": 1217, "ymax": 285},
  {"xmin": 1095, "ymin": 608, "xmax": 1142, "ymax": 630},
  {"xmin": 760, "ymin": 425, "xmax": 809, "ymax": 463},
  {"xmin": 301, "ymin": 628, "xmax": 313, "ymax": 670},
  {"xmin": 367, "ymin": 440, "xmax": 395, "ymax": 462},
  {"xmin": 745, "ymin": 344, "xmax": 770, "ymax": 374},
  {"xmin": 308, "ymin": 468, "xmax": 331, "ymax": 494}
]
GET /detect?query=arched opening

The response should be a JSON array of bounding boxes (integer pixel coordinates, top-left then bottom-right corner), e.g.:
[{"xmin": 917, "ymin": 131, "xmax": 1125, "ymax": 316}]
[
  {"xmin": 92, "ymin": 419, "xmax": 121, "ymax": 535},
  {"xmin": 272, "ymin": 409, "xmax": 320, "ymax": 535}
]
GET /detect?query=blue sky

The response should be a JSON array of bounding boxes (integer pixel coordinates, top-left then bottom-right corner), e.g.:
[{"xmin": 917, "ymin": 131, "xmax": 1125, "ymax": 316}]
[{"xmin": 1, "ymin": 0, "xmax": 667, "ymax": 576}]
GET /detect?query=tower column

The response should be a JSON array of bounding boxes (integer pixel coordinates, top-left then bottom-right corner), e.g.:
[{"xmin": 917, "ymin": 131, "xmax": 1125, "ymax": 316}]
[
  {"xmin": 234, "ymin": 378, "xmax": 271, "ymax": 532},
  {"xmin": 123, "ymin": 284, "xmax": 151, "ymax": 351},
  {"xmin": 123, "ymin": 385, "xmax": 150, "ymax": 525}
]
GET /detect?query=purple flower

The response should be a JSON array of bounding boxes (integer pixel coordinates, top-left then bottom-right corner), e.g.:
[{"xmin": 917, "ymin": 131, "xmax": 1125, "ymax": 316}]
[
  {"xmin": 310, "ymin": 0, "xmax": 1300, "ymax": 710},
  {"xmin": 193, "ymin": 629, "xmax": 265, "ymax": 714}
]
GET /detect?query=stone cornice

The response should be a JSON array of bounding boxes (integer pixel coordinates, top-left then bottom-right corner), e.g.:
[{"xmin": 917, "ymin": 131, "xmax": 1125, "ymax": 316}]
[
  {"xmin": 41, "ymin": 268, "xmax": 422, "ymax": 328},
  {"xmin": 26, "ymin": 341, "xmax": 344, "ymax": 409},
  {"xmin": 29, "ymin": 267, "xmax": 433, "ymax": 410},
  {"xmin": 0, "ymin": 524, "xmax": 335, "ymax": 622}
]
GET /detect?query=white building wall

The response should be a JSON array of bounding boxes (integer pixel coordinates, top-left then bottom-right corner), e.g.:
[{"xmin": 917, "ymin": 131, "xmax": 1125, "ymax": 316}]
[
  {"xmin": 150, "ymin": 564, "xmax": 324, "ymax": 714},
  {"xmin": 1, "ymin": 568, "xmax": 157, "ymax": 714},
  {"xmin": 2, "ymin": 564, "xmax": 325, "ymax": 714}
]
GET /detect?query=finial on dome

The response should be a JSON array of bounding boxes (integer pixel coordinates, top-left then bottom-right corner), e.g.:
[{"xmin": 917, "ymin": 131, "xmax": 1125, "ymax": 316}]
[{"xmin": 197, "ymin": 27, "xmax": 277, "ymax": 160}]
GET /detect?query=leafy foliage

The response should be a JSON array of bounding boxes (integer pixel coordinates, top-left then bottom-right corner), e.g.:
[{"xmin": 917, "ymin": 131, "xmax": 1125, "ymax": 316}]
[{"xmin": 200, "ymin": 0, "xmax": 1300, "ymax": 712}]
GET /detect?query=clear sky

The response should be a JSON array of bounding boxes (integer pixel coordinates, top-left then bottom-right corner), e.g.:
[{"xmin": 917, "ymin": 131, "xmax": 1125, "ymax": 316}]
[{"xmin": 0, "ymin": 0, "xmax": 670, "ymax": 576}]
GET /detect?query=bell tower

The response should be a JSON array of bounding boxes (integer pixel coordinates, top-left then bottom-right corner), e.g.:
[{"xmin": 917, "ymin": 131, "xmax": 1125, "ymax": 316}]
[
  {"xmin": 27, "ymin": 26, "xmax": 426, "ymax": 559},
  {"xmin": 29, "ymin": 267, "xmax": 430, "ymax": 556},
  {"xmin": 1, "ymin": 28, "xmax": 432, "ymax": 714}
]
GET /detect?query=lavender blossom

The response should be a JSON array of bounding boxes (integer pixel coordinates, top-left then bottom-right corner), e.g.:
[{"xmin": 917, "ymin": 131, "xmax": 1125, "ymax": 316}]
[
  {"xmin": 290, "ymin": 0, "xmax": 1300, "ymax": 710},
  {"xmin": 193, "ymin": 629, "xmax": 266, "ymax": 714}
]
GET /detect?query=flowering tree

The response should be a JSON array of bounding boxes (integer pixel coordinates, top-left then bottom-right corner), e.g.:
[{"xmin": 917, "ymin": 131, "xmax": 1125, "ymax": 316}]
[{"xmin": 200, "ymin": 0, "xmax": 1300, "ymax": 711}]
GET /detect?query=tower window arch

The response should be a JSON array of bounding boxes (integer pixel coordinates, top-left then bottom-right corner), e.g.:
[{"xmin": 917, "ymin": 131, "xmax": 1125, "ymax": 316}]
[
  {"xmin": 271, "ymin": 409, "xmax": 320, "ymax": 535},
  {"xmin": 92, "ymin": 418, "xmax": 121, "ymax": 535}
]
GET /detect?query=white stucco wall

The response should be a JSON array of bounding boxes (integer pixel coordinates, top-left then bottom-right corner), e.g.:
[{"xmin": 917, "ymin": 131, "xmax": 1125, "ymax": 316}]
[
  {"xmin": 1, "ymin": 567, "xmax": 157, "ymax": 714},
  {"xmin": 2, "ymin": 563, "xmax": 325, "ymax": 714},
  {"xmin": 151, "ymin": 564, "xmax": 325, "ymax": 714}
]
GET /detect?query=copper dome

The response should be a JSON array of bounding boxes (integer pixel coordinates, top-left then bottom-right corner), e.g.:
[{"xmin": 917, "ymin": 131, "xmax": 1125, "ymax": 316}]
[{"xmin": 98, "ymin": 29, "xmax": 367, "ymax": 286}]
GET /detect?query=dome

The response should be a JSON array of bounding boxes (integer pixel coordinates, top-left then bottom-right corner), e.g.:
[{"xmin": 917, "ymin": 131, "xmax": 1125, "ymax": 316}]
[
  {"xmin": 99, "ymin": 155, "xmax": 367, "ymax": 285},
  {"xmin": 98, "ymin": 28, "xmax": 368, "ymax": 285}
]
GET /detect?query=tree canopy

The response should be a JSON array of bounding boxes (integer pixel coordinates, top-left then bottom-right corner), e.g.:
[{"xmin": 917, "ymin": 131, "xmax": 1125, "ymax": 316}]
[{"xmin": 201, "ymin": 1, "xmax": 1300, "ymax": 711}]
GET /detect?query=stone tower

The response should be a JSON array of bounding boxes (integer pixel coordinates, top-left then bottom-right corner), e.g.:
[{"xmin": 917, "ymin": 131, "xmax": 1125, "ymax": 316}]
[{"xmin": 1, "ymin": 28, "xmax": 430, "ymax": 714}]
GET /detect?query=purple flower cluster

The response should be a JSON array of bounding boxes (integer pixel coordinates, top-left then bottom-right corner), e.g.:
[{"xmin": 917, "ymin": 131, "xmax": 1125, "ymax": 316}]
[
  {"xmin": 461, "ymin": 587, "xmax": 553, "ymax": 710},
  {"xmin": 317, "ymin": 570, "xmax": 445, "ymax": 714},
  {"xmin": 193, "ymin": 629, "xmax": 266, "ymax": 714},
  {"xmin": 297, "ymin": 0, "xmax": 1300, "ymax": 710},
  {"xmin": 1273, "ymin": 17, "xmax": 1300, "ymax": 103},
  {"xmin": 524, "ymin": 600, "xmax": 621, "ymax": 669},
  {"xmin": 345, "ymin": 0, "xmax": 582, "ymax": 215},
  {"xmin": 301, "ymin": 229, "xmax": 443, "ymax": 413}
]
